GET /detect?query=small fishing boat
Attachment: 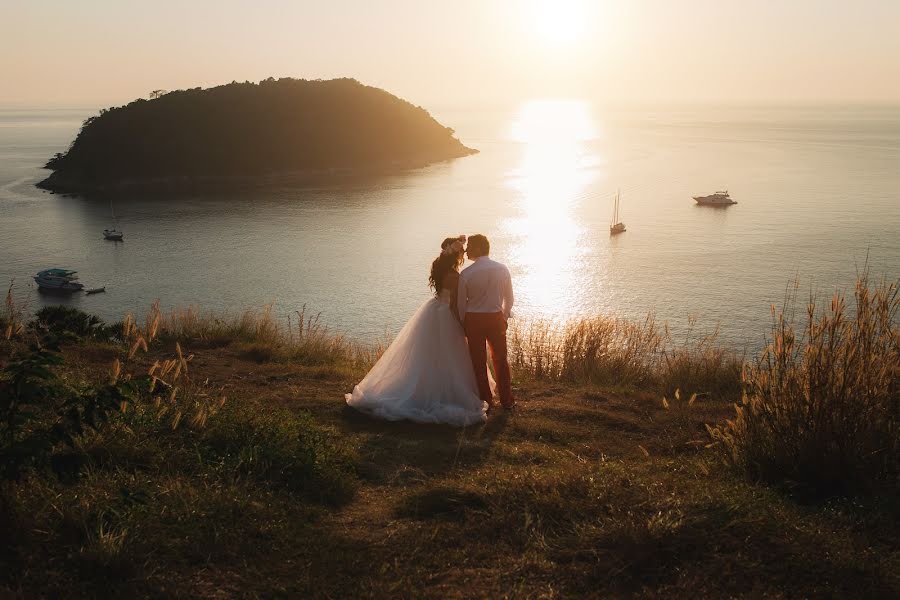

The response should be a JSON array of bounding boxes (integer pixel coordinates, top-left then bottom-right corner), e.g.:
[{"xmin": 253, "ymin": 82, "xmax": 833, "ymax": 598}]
[
  {"xmin": 33, "ymin": 268, "xmax": 85, "ymax": 292},
  {"xmin": 85, "ymin": 287, "xmax": 106, "ymax": 294},
  {"xmin": 609, "ymin": 189, "xmax": 626, "ymax": 235},
  {"xmin": 103, "ymin": 199, "xmax": 124, "ymax": 240},
  {"xmin": 693, "ymin": 190, "xmax": 737, "ymax": 206}
]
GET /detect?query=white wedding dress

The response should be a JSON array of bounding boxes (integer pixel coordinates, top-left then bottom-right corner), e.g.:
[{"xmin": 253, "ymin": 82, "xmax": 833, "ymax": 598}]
[{"xmin": 345, "ymin": 288, "xmax": 489, "ymax": 426}]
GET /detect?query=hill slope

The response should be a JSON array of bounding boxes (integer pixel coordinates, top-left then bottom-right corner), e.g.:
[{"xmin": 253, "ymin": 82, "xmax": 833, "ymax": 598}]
[
  {"xmin": 38, "ymin": 78, "xmax": 477, "ymax": 193},
  {"xmin": 2, "ymin": 317, "xmax": 896, "ymax": 598}
]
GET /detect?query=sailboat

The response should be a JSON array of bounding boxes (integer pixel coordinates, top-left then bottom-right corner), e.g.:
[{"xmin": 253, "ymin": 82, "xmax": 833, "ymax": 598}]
[
  {"xmin": 103, "ymin": 199, "xmax": 124, "ymax": 241},
  {"xmin": 609, "ymin": 189, "xmax": 626, "ymax": 235}
]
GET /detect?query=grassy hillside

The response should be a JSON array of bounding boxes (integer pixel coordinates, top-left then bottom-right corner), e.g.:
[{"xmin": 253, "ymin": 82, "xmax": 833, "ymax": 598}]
[{"xmin": 1, "ymin": 284, "xmax": 897, "ymax": 598}]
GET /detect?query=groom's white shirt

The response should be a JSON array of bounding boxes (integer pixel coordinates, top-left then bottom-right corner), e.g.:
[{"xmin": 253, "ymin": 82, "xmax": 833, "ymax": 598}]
[{"xmin": 457, "ymin": 256, "xmax": 514, "ymax": 321}]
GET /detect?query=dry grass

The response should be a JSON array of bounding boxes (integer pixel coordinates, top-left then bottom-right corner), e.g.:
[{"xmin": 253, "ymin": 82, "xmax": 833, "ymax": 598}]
[
  {"xmin": 509, "ymin": 313, "xmax": 744, "ymax": 401},
  {"xmin": 710, "ymin": 274, "xmax": 899, "ymax": 494},
  {"xmin": 3, "ymin": 276, "xmax": 898, "ymax": 597},
  {"xmin": 124, "ymin": 301, "xmax": 383, "ymax": 374},
  {"xmin": 2, "ymin": 282, "xmax": 28, "ymax": 342},
  {"xmin": 660, "ymin": 321, "xmax": 744, "ymax": 401},
  {"xmin": 9, "ymin": 285, "xmax": 741, "ymax": 402},
  {"xmin": 2, "ymin": 303, "xmax": 898, "ymax": 598},
  {"xmin": 128, "ymin": 299, "xmax": 743, "ymax": 405}
]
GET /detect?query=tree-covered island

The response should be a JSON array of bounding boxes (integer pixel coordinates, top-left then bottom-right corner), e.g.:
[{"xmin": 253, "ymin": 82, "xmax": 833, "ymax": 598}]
[{"xmin": 37, "ymin": 78, "xmax": 477, "ymax": 193}]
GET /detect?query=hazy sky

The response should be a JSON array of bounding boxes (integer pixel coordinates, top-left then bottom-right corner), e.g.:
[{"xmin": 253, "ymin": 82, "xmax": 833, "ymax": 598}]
[{"xmin": 2, "ymin": 0, "xmax": 899, "ymax": 109}]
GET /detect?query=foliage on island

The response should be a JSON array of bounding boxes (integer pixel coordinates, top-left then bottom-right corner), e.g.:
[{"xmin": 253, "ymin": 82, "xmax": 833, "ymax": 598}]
[{"xmin": 38, "ymin": 78, "xmax": 476, "ymax": 192}]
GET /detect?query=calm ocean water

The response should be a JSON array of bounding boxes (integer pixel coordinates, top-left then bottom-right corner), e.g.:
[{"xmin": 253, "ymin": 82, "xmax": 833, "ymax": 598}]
[{"xmin": 1, "ymin": 103, "xmax": 898, "ymax": 350}]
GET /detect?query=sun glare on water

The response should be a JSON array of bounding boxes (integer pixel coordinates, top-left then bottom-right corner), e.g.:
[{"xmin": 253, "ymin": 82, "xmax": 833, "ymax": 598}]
[{"xmin": 505, "ymin": 99, "xmax": 602, "ymax": 319}]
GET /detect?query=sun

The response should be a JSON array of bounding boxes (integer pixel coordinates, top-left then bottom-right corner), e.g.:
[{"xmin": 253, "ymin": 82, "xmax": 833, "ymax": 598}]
[{"xmin": 530, "ymin": 0, "xmax": 587, "ymax": 46}]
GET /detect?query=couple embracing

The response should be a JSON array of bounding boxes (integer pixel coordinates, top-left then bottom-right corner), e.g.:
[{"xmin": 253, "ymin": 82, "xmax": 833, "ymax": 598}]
[{"xmin": 346, "ymin": 234, "xmax": 515, "ymax": 426}]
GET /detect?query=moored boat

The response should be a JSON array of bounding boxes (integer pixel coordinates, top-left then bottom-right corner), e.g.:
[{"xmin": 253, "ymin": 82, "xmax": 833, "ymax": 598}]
[
  {"xmin": 609, "ymin": 189, "xmax": 626, "ymax": 235},
  {"xmin": 33, "ymin": 268, "xmax": 85, "ymax": 292},
  {"xmin": 103, "ymin": 199, "xmax": 124, "ymax": 240},
  {"xmin": 693, "ymin": 190, "xmax": 737, "ymax": 206}
]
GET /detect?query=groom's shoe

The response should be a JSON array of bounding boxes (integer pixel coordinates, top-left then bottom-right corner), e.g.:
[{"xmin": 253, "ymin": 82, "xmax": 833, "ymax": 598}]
[{"xmin": 501, "ymin": 400, "xmax": 517, "ymax": 410}]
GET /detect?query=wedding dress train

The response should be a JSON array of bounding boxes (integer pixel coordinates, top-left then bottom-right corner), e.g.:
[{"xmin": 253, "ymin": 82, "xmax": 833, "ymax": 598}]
[{"xmin": 345, "ymin": 289, "xmax": 488, "ymax": 426}]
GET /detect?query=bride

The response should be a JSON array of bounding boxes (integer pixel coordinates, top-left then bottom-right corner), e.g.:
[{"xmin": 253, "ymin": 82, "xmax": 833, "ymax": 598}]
[{"xmin": 345, "ymin": 235, "xmax": 489, "ymax": 426}]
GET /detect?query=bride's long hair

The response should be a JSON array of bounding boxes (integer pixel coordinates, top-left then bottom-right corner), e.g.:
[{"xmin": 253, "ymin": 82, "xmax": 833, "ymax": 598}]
[{"xmin": 429, "ymin": 236, "xmax": 465, "ymax": 293}]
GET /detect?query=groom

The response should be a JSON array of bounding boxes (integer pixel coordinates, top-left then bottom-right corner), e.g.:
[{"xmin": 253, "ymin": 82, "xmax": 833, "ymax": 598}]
[{"xmin": 457, "ymin": 234, "xmax": 516, "ymax": 409}]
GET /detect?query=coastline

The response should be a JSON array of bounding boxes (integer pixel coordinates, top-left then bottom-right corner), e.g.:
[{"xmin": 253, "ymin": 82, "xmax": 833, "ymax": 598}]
[
  {"xmin": 36, "ymin": 151, "xmax": 479, "ymax": 195},
  {"xmin": 36, "ymin": 78, "xmax": 480, "ymax": 196},
  {"xmin": 4, "ymin": 102, "xmax": 897, "ymax": 371}
]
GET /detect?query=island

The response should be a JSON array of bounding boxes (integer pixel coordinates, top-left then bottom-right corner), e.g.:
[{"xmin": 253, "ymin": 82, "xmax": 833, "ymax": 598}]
[{"xmin": 37, "ymin": 78, "xmax": 477, "ymax": 193}]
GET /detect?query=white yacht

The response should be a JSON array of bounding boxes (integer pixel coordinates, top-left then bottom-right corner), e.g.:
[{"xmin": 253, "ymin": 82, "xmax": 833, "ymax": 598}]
[
  {"xmin": 693, "ymin": 190, "xmax": 737, "ymax": 206},
  {"xmin": 33, "ymin": 269, "xmax": 85, "ymax": 292}
]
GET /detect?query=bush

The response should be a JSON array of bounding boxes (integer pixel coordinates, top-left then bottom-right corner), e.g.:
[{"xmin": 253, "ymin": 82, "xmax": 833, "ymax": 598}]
[
  {"xmin": 0, "ymin": 342, "xmax": 142, "ymax": 481},
  {"xmin": 31, "ymin": 306, "xmax": 116, "ymax": 341},
  {"xmin": 709, "ymin": 275, "xmax": 899, "ymax": 495}
]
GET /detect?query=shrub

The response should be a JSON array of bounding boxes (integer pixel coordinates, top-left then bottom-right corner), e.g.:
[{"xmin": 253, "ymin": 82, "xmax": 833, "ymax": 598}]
[
  {"xmin": 709, "ymin": 275, "xmax": 899, "ymax": 495},
  {"xmin": 32, "ymin": 306, "xmax": 106, "ymax": 340},
  {"xmin": 0, "ymin": 344, "xmax": 67, "ymax": 479},
  {"xmin": 0, "ymin": 342, "xmax": 143, "ymax": 481}
]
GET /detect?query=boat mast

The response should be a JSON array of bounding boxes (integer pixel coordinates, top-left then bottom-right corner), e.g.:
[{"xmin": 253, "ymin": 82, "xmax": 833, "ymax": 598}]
[
  {"xmin": 610, "ymin": 191, "xmax": 615, "ymax": 226},
  {"xmin": 614, "ymin": 189, "xmax": 620, "ymax": 225}
]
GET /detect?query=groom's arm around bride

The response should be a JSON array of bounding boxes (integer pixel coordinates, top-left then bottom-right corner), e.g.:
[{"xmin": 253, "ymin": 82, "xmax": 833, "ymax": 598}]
[{"xmin": 457, "ymin": 234, "xmax": 516, "ymax": 409}]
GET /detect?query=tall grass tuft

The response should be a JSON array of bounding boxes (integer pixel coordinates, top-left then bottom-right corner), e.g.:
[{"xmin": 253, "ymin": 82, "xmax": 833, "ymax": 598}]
[
  {"xmin": 558, "ymin": 315, "xmax": 665, "ymax": 386},
  {"xmin": 660, "ymin": 321, "xmax": 744, "ymax": 401},
  {"xmin": 509, "ymin": 313, "xmax": 743, "ymax": 399},
  {"xmin": 509, "ymin": 316, "xmax": 665, "ymax": 386},
  {"xmin": 2, "ymin": 281, "xmax": 27, "ymax": 342},
  {"xmin": 126, "ymin": 301, "xmax": 382, "ymax": 372},
  {"xmin": 709, "ymin": 275, "xmax": 899, "ymax": 494}
]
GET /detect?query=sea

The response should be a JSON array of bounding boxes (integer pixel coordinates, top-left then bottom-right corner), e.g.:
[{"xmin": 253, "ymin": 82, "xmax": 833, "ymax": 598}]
[{"xmin": 1, "ymin": 102, "xmax": 898, "ymax": 351}]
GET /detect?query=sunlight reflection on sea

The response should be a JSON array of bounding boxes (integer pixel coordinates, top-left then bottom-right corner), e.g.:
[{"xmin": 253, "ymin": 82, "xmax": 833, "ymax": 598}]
[
  {"xmin": 505, "ymin": 99, "xmax": 603, "ymax": 320},
  {"xmin": 0, "ymin": 104, "xmax": 898, "ymax": 351}
]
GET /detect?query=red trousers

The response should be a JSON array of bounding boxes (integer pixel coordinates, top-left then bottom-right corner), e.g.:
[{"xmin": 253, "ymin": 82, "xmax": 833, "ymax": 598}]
[{"xmin": 464, "ymin": 312, "xmax": 513, "ymax": 406}]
